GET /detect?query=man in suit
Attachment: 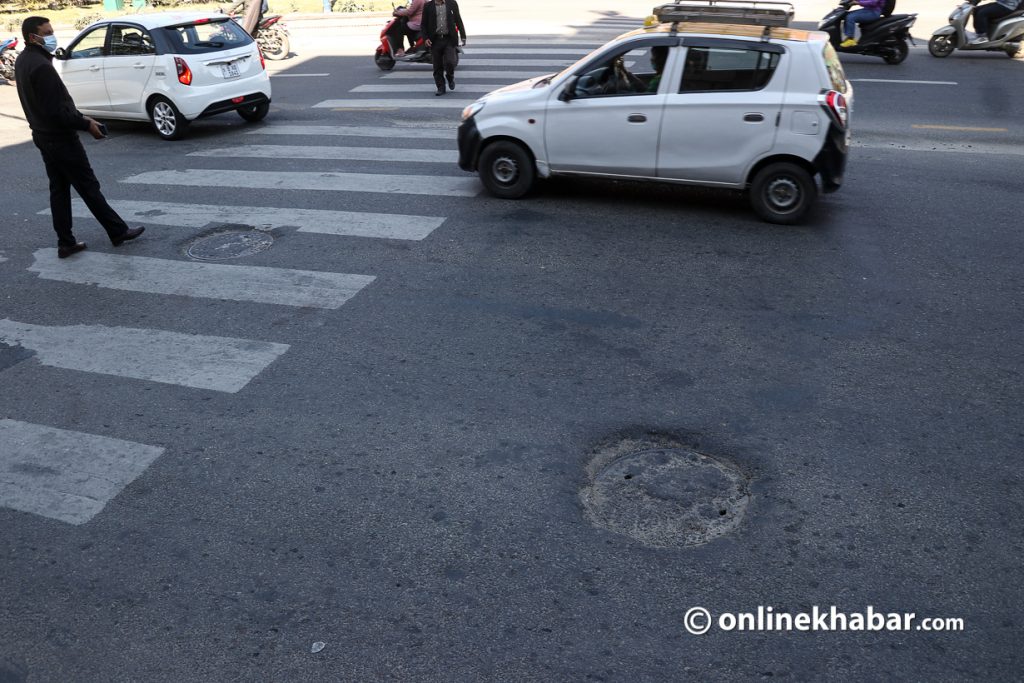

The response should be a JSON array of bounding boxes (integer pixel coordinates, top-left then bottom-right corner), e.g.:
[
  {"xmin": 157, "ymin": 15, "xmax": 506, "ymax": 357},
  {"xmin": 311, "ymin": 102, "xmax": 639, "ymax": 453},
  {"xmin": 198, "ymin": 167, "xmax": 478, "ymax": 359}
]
[
  {"xmin": 420, "ymin": 0, "xmax": 467, "ymax": 96},
  {"xmin": 15, "ymin": 16, "xmax": 143, "ymax": 258}
]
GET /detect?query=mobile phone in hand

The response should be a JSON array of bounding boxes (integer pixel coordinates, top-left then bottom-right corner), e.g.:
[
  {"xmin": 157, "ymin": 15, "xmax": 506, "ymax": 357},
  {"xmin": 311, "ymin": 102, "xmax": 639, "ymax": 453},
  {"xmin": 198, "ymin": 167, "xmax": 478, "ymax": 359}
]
[{"xmin": 97, "ymin": 122, "xmax": 108, "ymax": 137}]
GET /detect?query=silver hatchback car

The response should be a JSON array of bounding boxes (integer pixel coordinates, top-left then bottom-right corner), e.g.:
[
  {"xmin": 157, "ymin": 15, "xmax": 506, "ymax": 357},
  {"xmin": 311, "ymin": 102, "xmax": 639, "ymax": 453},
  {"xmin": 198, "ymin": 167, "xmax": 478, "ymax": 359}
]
[{"xmin": 458, "ymin": 1, "xmax": 853, "ymax": 224}]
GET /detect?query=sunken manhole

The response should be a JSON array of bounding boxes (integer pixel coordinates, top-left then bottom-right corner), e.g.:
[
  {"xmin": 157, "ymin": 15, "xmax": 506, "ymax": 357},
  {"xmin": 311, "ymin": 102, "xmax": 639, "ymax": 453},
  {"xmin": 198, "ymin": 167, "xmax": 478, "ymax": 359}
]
[
  {"xmin": 581, "ymin": 446, "xmax": 749, "ymax": 548},
  {"xmin": 187, "ymin": 229, "xmax": 273, "ymax": 261}
]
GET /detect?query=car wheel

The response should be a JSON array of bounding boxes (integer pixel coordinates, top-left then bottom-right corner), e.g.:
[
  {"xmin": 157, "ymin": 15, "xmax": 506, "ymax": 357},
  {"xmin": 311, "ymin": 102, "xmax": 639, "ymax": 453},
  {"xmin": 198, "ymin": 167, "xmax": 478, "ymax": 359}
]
[
  {"xmin": 883, "ymin": 40, "xmax": 909, "ymax": 64},
  {"xmin": 478, "ymin": 141, "xmax": 535, "ymax": 199},
  {"xmin": 928, "ymin": 35, "xmax": 955, "ymax": 58},
  {"xmin": 749, "ymin": 162, "xmax": 816, "ymax": 225},
  {"xmin": 148, "ymin": 96, "xmax": 188, "ymax": 141},
  {"xmin": 375, "ymin": 48, "xmax": 396, "ymax": 71},
  {"xmin": 237, "ymin": 101, "xmax": 270, "ymax": 122}
]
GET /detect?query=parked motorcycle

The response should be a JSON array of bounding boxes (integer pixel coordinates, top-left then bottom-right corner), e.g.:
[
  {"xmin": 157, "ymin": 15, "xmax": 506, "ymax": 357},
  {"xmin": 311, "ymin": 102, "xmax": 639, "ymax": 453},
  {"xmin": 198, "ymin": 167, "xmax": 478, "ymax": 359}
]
[
  {"xmin": 0, "ymin": 37, "xmax": 18, "ymax": 83},
  {"xmin": 929, "ymin": 0, "xmax": 1024, "ymax": 57},
  {"xmin": 818, "ymin": 0, "xmax": 917, "ymax": 64},
  {"xmin": 255, "ymin": 15, "xmax": 290, "ymax": 60},
  {"xmin": 374, "ymin": 6, "xmax": 460, "ymax": 71}
]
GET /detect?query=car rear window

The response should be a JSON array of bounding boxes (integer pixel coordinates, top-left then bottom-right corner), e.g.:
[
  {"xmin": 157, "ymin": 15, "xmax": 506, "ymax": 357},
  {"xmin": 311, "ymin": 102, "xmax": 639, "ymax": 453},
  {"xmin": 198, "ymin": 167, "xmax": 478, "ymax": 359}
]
[
  {"xmin": 822, "ymin": 43, "xmax": 848, "ymax": 91},
  {"xmin": 161, "ymin": 18, "xmax": 253, "ymax": 54}
]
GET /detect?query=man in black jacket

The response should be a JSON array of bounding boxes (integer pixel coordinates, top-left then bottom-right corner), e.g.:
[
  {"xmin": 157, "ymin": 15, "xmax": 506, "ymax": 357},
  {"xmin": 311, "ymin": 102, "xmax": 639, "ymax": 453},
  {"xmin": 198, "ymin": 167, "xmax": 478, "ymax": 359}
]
[
  {"xmin": 16, "ymin": 16, "xmax": 143, "ymax": 259},
  {"xmin": 420, "ymin": 0, "xmax": 466, "ymax": 96}
]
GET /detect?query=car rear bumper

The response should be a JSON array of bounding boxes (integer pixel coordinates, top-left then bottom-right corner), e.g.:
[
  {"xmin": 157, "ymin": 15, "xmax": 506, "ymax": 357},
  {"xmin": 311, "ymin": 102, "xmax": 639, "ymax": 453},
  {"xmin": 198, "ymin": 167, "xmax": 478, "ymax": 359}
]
[
  {"xmin": 197, "ymin": 91, "xmax": 271, "ymax": 118},
  {"xmin": 814, "ymin": 123, "xmax": 848, "ymax": 193}
]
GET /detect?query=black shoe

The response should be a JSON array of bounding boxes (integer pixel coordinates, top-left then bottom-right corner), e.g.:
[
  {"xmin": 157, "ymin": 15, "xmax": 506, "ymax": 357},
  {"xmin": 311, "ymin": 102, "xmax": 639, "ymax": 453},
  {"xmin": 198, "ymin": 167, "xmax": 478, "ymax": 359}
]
[
  {"xmin": 447, "ymin": 76, "xmax": 455, "ymax": 91},
  {"xmin": 112, "ymin": 226, "xmax": 145, "ymax": 246},
  {"xmin": 435, "ymin": 87, "xmax": 445, "ymax": 96},
  {"xmin": 57, "ymin": 242, "xmax": 87, "ymax": 259}
]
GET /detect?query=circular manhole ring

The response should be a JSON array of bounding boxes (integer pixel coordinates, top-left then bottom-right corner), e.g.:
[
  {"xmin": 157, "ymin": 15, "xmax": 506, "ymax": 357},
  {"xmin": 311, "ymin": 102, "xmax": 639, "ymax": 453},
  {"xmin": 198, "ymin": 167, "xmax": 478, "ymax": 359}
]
[
  {"xmin": 581, "ymin": 446, "xmax": 750, "ymax": 549},
  {"xmin": 186, "ymin": 229, "xmax": 274, "ymax": 261}
]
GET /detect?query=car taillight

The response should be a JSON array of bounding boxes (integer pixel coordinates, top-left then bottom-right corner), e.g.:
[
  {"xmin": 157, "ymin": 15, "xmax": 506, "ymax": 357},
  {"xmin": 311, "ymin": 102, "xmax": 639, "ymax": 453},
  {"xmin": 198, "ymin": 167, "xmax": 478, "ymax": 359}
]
[
  {"xmin": 258, "ymin": 46, "xmax": 265, "ymax": 70},
  {"xmin": 819, "ymin": 89, "xmax": 848, "ymax": 129},
  {"xmin": 175, "ymin": 57, "xmax": 192, "ymax": 86}
]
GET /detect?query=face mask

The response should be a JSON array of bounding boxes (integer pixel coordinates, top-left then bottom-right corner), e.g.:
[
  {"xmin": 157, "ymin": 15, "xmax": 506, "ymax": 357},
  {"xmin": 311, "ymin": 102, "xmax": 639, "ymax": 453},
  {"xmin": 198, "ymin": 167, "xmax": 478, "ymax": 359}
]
[{"xmin": 36, "ymin": 34, "xmax": 58, "ymax": 53}]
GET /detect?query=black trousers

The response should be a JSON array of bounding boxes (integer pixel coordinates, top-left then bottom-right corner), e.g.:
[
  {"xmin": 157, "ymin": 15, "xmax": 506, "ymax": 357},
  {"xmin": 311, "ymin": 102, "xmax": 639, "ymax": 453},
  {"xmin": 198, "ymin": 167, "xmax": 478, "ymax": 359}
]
[
  {"xmin": 33, "ymin": 133, "xmax": 129, "ymax": 247},
  {"xmin": 974, "ymin": 3, "xmax": 1013, "ymax": 35},
  {"xmin": 430, "ymin": 33, "xmax": 457, "ymax": 89}
]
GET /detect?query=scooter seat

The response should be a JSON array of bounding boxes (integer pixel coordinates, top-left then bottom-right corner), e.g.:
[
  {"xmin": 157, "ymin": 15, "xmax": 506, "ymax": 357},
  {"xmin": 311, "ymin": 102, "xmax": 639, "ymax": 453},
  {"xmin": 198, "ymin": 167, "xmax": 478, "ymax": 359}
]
[{"xmin": 859, "ymin": 14, "xmax": 912, "ymax": 31}]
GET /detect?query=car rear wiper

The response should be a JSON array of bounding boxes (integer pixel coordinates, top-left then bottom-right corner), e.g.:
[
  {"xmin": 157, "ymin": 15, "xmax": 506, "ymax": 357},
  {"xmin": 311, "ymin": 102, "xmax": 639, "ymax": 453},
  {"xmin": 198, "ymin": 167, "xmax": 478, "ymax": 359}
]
[{"xmin": 192, "ymin": 41, "xmax": 224, "ymax": 47}]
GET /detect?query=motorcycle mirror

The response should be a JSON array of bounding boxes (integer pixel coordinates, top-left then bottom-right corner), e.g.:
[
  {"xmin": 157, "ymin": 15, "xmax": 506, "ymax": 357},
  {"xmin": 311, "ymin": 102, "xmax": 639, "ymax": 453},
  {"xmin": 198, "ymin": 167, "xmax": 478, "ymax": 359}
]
[{"xmin": 558, "ymin": 75, "xmax": 578, "ymax": 102}]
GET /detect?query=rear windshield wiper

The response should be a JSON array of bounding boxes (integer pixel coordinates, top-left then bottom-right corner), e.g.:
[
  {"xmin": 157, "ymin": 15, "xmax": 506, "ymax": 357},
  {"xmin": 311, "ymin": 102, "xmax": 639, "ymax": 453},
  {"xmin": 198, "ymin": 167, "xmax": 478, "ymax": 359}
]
[{"xmin": 192, "ymin": 41, "xmax": 224, "ymax": 47}]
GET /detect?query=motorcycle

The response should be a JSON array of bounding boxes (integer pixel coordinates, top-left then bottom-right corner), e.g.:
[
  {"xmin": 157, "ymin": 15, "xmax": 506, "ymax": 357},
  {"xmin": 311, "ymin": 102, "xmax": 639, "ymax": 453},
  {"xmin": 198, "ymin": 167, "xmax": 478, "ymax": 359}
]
[
  {"xmin": 374, "ymin": 5, "xmax": 460, "ymax": 71},
  {"xmin": 0, "ymin": 37, "xmax": 18, "ymax": 83},
  {"xmin": 928, "ymin": 0, "xmax": 1024, "ymax": 57},
  {"xmin": 255, "ymin": 15, "xmax": 290, "ymax": 61},
  {"xmin": 818, "ymin": 0, "xmax": 917, "ymax": 64}
]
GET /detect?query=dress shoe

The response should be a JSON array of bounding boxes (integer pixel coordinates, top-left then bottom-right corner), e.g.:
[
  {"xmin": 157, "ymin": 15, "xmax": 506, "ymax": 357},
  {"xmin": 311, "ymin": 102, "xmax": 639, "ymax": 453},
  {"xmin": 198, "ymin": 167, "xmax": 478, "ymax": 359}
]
[
  {"xmin": 112, "ymin": 226, "xmax": 145, "ymax": 246},
  {"xmin": 57, "ymin": 242, "xmax": 87, "ymax": 259},
  {"xmin": 447, "ymin": 76, "xmax": 455, "ymax": 91},
  {"xmin": 435, "ymin": 87, "xmax": 445, "ymax": 96}
]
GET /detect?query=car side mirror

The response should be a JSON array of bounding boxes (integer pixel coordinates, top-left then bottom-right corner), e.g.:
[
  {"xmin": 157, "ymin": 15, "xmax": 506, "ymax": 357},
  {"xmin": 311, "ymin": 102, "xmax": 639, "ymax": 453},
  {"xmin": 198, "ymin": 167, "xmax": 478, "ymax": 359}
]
[
  {"xmin": 559, "ymin": 75, "xmax": 578, "ymax": 102},
  {"xmin": 54, "ymin": 47, "xmax": 67, "ymax": 59}
]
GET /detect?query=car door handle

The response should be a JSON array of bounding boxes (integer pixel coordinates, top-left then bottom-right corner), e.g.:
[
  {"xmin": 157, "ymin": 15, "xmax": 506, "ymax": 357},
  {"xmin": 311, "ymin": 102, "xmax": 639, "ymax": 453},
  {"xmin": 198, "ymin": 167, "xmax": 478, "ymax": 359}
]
[
  {"xmin": 88, "ymin": 65, "xmax": 100, "ymax": 71},
  {"xmin": 743, "ymin": 113, "xmax": 765, "ymax": 122},
  {"xmin": 627, "ymin": 114, "xmax": 647, "ymax": 123},
  {"xmin": 133, "ymin": 63, "xmax": 147, "ymax": 69}
]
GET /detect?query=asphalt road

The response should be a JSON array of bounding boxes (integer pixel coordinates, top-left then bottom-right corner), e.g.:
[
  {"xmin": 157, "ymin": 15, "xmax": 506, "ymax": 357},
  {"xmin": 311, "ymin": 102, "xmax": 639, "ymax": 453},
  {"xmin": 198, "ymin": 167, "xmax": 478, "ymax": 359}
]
[{"xmin": 0, "ymin": 10, "xmax": 1022, "ymax": 682}]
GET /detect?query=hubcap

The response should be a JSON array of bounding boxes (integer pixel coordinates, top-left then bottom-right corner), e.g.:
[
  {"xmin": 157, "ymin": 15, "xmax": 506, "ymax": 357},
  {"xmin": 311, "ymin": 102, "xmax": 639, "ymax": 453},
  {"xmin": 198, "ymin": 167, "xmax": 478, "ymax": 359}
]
[
  {"xmin": 492, "ymin": 155, "xmax": 518, "ymax": 185},
  {"xmin": 153, "ymin": 102, "xmax": 176, "ymax": 136},
  {"xmin": 766, "ymin": 176, "xmax": 800, "ymax": 211}
]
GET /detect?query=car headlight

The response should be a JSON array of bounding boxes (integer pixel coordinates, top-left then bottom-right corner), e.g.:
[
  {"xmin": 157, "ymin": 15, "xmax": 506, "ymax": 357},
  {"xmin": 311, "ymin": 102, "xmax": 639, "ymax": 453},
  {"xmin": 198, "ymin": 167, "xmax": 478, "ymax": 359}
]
[{"xmin": 461, "ymin": 101, "xmax": 485, "ymax": 121}]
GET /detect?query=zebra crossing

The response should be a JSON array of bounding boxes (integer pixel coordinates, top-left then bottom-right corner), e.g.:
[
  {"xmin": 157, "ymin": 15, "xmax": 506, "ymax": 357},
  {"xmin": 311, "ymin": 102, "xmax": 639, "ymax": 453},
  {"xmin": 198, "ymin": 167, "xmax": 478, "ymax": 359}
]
[{"xmin": 1, "ymin": 17, "xmax": 644, "ymax": 525}]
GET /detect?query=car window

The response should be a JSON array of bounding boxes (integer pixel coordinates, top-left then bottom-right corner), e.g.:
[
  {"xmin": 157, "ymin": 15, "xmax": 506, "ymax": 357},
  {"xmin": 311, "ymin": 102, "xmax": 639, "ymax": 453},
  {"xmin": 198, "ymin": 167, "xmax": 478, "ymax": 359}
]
[
  {"xmin": 109, "ymin": 25, "xmax": 156, "ymax": 56},
  {"xmin": 161, "ymin": 18, "xmax": 253, "ymax": 54},
  {"xmin": 574, "ymin": 46, "xmax": 665, "ymax": 99},
  {"xmin": 679, "ymin": 46, "xmax": 780, "ymax": 93},
  {"xmin": 68, "ymin": 26, "xmax": 107, "ymax": 59}
]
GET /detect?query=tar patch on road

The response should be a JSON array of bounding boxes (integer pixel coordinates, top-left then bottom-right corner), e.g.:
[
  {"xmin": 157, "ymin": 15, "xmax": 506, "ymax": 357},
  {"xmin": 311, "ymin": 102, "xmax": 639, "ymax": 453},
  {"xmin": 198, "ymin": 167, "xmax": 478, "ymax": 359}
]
[
  {"xmin": 0, "ymin": 342, "xmax": 34, "ymax": 373},
  {"xmin": 581, "ymin": 433, "xmax": 750, "ymax": 549}
]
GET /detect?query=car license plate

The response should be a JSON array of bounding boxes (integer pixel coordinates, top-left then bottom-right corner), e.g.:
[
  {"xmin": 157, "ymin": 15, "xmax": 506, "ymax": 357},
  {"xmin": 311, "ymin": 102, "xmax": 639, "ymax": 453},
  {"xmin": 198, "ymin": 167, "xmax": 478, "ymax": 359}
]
[{"xmin": 220, "ymin": 62, "xmax": 240, "ymax": 79}]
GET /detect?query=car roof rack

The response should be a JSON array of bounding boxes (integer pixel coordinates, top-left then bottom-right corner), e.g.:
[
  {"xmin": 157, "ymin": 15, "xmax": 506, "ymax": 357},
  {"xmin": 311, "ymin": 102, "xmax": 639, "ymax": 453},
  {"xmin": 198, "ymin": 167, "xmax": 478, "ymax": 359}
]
[{"xmin": 652, "ymin": 1, "xmax": 795, "ymax": 27}]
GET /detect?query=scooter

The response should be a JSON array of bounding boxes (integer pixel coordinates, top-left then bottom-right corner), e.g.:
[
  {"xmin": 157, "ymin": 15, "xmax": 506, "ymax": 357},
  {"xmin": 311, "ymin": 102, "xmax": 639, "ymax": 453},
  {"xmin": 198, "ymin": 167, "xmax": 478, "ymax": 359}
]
[
  {"xmin": 256, "ymin": 15, "xmax": 290, "ymax": 61},
  {"xmin": 374, "ymin": 5, "xmax": 462, "ymax": 71},
  {"xmin": 0, "ymin": 37, "xmax": 18, "ymax": 83},
  {"xmin": 818, "ymin": 0, "xmax": 917, "ymax": 64},
  {"xmin": 928, "ymin": 0, "xmax": 1024, "ymax": 57}
]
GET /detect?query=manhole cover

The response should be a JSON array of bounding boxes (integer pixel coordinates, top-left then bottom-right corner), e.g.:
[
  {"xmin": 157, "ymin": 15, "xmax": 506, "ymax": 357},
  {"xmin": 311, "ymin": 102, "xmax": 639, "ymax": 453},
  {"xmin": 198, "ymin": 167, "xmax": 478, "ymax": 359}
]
[
  {"xmin": 581, "ymin": 445, "xmax": 749, "ymax": 548},
  {"xmin": 187, "ymin": 230, "xmax": 273, "ymax": 261}
]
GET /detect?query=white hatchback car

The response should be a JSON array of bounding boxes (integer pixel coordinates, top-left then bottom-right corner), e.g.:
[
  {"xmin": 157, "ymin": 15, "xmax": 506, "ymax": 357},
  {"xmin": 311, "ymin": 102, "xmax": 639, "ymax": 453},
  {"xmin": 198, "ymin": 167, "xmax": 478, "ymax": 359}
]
[
  {"xmin": 458, "ymin": 2, "xmax": 852, "ymax": 224},
  {"xmin": 55, "ymin": 12, "xmax": 271, "ymax": 140}
]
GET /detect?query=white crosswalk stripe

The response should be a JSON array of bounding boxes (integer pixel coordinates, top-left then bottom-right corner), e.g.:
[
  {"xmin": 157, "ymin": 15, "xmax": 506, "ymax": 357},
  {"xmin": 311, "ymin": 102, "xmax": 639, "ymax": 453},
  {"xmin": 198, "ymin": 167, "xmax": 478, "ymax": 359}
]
[
  {"xmin": 0, "ymin": 419, "xmax": 165, "ymax": 525},
  {"xmin": 55, "ymin": 198, "xmax": 445, "ymax": 240},
  {"xmin": 189, "ymin": 144, "xmax": 458, "ymax": 163},
  {"xmin": 380, "ymin": 69, "xmax": 550, "ymax": 80},
  {"xmin": 121, "ymin": 169, "xmax": 478, "ymax": 195},
  {"xmin": 313, "ymin": 98, "xmax": 474, "ymax": 109},
  {"xmin": 0, "ymin": 319, "xmax": 289, "ymax": 393},
  {"xmin": 29, "ymin": 249, "xmax": 375, "ymax": 309},
  {"xmin": 455, "ymin": 48, "xmax": 589, "ymax": 55},
  {"xmin": 453, "ymin": 58, "xmax": 578, "ymax": 66},
  {"xmin": 247, "ymin": 124, "xmax": 456, "ymax": 138},
  {"xmin": 351, "ymin": 83, "xmax": 507, "ymax": 94}
]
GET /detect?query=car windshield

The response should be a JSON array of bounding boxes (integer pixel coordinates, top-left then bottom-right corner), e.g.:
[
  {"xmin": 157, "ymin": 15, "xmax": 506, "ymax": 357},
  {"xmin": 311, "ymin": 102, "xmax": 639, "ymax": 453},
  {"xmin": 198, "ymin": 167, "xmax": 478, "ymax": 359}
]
[{"xmin": 161, "ymin": 18, "xmax": 252, "ymax": 54}]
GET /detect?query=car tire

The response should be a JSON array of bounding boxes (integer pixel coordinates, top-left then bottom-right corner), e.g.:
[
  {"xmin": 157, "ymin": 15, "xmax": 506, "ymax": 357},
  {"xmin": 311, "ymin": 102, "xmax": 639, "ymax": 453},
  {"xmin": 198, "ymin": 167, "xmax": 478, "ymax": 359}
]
[
  {"xmin": 748, "ymin": 162, "xmax": 816, "ymax": 225},
  {"xmin": 237, "ymin": 101, "xmax": 270, "ymax": 122},
  {"xmin": 478, "ymin": 141, "xmax": 535, "ymax": 199},
  {"xmin": 928, "ymin": 34, "xmax": 956, "ymax": 58},
  {"xmin": 148, "ymin": 96, "xmax": 189, "ymax": 141}
]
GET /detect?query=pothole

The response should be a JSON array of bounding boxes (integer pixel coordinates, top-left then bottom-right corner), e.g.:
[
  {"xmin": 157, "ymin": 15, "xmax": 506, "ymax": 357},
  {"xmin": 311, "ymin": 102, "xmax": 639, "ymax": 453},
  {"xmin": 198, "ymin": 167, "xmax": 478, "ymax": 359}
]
[
  {"xmin": 186, "ymin": 229, "xmax": 273, "ymax": 261},
  {"xmin": 581, "ymin": 436, "xmax": 750, "ymax": 548}
]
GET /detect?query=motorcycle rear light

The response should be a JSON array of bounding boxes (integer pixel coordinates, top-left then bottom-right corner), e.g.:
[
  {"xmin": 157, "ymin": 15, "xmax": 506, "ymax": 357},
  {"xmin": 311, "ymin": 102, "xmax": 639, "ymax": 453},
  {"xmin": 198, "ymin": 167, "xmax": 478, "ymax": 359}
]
[
  {"xmin": 175, "ymin": 57, "xmax": 192, "ymax": 86},
  {"xmin": 820, "ymin": 89, "xmax": 848, "ymax": 129}
]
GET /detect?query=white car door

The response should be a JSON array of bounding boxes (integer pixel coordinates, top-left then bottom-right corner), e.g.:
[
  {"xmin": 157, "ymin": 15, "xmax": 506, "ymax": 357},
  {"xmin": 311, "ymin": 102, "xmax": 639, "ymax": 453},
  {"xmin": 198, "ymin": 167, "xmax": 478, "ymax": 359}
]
[
  {"xmin": 544, "ymin": 38, "xmax": 675, "ymax": 177},
  {"xmin": 103, "ymin": 24, "xmax": 156, "ymax": 116},
  {"xmin": 58, "ymin": 25, "xmax": 110, "ymax": 113},
  {"xmin": 657, "ymin": 42, "xmax": 789, "ymax": 186}
]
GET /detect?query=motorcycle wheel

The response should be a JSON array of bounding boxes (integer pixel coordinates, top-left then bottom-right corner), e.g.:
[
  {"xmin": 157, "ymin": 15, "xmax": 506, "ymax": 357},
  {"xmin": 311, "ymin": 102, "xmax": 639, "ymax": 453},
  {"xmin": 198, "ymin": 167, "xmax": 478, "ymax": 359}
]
[
  {"xmin": 883, "ymin": 40, "xmax": 909, "ymax": 64},
  {"xmin": 928, "ymin": 34, "xmax": 956, "ymax": 58},
  {"xmin": 375, "ymin": 49, "xmax": 396, "ymax": 71},
  {"xmin": 0, "ymin": 52, "xmax": 15, "ymax": 82},
  {"xmin": 261, "ymin": 27, "xmax": 289, "ymax": 60}
]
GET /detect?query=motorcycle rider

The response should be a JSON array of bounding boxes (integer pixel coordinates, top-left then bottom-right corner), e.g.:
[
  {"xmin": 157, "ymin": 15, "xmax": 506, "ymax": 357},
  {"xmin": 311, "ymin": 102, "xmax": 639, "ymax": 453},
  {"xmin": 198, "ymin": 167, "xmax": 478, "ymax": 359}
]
[
  {"xmin": 970, "ymin": 0, "xmax": 1023, "ymax": 43},
  {"xmin": 388, "ymin": 0, "xmax": 425, "ymax": 58},
  {"xmin": 840, "ymin": 0, "xmax": 887, "ymax": 47}
]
